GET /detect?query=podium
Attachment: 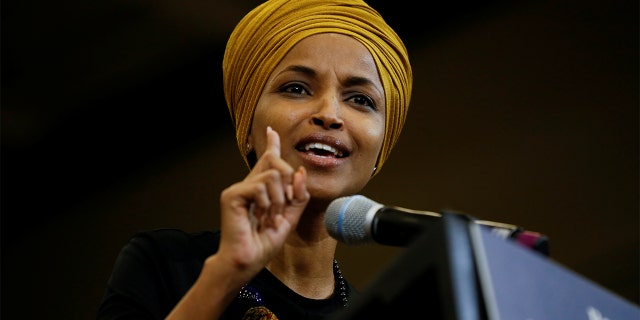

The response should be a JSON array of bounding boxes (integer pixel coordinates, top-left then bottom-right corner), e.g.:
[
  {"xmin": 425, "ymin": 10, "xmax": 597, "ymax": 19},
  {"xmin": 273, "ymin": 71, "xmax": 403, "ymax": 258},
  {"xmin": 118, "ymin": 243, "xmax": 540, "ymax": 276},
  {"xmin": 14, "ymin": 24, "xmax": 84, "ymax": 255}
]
[{"xmin": 329, "ymin": 212, "xmax": 639, "ymax": 320}]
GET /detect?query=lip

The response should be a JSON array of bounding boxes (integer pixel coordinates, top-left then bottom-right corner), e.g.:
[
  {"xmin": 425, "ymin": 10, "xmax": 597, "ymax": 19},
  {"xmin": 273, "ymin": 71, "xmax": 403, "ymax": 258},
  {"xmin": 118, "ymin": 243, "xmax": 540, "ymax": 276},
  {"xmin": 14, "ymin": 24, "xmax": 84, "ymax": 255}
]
[{"xmin": 294, "ymin": 133, "xmax": 351, "ymax": 168}]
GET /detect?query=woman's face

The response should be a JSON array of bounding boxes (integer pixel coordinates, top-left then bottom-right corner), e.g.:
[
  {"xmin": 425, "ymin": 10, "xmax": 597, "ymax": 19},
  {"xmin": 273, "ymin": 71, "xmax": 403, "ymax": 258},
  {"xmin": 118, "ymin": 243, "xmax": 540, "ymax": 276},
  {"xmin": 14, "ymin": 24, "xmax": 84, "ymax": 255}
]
[{"xmin": 249, "ymin": 33, "xmax": 386, "ymax": 201}]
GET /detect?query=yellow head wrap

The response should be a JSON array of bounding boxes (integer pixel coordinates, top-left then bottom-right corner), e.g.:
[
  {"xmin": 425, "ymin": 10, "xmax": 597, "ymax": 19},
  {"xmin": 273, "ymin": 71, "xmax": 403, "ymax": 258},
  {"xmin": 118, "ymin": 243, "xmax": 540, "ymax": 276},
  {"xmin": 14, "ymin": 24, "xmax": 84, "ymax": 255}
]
[{"xmin": 223, "ymin": 0, "xmax": 412, "ymax": 175}]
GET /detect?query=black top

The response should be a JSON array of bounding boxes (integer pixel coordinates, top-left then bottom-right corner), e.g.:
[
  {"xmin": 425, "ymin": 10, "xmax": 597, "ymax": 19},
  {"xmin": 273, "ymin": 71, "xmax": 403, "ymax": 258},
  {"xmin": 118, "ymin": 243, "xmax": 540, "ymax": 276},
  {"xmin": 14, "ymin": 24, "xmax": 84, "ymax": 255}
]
[{"xmin": 97, "ymin": 229, "xmax": 356, "ymax": 320}]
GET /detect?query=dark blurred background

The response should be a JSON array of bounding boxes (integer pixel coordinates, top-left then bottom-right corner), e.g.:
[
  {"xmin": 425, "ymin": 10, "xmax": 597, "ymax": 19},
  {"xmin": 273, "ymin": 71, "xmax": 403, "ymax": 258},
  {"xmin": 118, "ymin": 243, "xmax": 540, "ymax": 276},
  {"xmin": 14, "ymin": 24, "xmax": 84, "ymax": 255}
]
[{"xmin": 2, "ymin": 0, "xmax": 638, "ymax": 318}]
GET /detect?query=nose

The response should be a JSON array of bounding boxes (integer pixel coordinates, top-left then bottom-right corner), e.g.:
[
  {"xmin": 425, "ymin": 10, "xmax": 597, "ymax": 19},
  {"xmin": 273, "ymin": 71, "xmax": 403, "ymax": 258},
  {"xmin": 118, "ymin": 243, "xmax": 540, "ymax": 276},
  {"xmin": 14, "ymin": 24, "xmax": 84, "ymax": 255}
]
[{"xmin": 311, "ymin": 97, "xmax": 344, "ymax": 130}]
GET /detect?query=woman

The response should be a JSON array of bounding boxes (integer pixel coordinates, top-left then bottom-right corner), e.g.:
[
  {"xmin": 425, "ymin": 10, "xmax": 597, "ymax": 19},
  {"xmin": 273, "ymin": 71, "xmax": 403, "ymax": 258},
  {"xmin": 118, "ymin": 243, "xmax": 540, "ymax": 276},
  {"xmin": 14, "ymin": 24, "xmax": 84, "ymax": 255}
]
[{"xmin": 97, "ymin": 0, "xmax": 412, "ymax": 319}]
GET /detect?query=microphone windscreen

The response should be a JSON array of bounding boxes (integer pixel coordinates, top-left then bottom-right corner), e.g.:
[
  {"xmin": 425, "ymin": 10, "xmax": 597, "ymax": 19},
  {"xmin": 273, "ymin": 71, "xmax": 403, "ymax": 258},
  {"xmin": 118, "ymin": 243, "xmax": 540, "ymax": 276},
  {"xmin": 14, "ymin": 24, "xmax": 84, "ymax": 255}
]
[{"xmin": 325, "ymin": 195, "xmax": 379, "ymax": 245}]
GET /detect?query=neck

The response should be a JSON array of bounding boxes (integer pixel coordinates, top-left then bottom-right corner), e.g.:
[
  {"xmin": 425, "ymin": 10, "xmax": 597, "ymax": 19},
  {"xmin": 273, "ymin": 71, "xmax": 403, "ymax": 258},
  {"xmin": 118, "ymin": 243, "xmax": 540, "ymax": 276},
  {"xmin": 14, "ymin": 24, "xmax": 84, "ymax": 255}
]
[{"xmin": 266, "ymin": 209, "xmax": 338, "ymax": 299}]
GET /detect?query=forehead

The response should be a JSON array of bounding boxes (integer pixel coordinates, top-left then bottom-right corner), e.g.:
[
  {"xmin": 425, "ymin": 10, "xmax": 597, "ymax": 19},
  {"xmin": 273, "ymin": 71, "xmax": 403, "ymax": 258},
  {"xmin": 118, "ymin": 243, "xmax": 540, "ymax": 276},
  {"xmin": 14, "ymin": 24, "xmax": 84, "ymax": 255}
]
[{"xmin": 274, "ymin": 33, "xmax": 381, "ymax": 81}]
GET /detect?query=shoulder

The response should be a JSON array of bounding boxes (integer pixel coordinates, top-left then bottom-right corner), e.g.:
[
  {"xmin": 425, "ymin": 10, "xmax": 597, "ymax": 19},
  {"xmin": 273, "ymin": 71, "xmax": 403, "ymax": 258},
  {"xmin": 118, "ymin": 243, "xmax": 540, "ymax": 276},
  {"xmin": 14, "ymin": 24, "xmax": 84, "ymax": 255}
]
[
  {"xmin": 108, "ymin": 229, "xmax": 221, "ymax": 293},
  {"xmin": 100, "ymin": 229, "xmax": 222, "ymax": 317}
]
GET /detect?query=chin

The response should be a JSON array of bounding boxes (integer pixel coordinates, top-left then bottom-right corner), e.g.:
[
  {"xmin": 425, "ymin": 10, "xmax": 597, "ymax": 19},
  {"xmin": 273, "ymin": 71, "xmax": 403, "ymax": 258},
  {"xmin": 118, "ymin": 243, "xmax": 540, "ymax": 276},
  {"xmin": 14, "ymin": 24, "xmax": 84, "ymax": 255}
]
[{"xmin": 305, "ymin": 175, "xmax": 368, "ymax": 202}]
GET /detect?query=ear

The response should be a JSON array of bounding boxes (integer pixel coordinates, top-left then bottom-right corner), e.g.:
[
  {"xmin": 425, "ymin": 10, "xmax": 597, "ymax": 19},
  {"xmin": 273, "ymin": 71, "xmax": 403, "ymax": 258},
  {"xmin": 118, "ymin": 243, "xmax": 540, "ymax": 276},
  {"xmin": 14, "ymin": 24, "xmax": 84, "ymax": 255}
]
[
  {"xmin": 246, "ymin": 133, "xmax": 254, "ymax": 155},
  {"xmin": 245, "ymin": 132, "xmax": 258, "ymax": 168}
]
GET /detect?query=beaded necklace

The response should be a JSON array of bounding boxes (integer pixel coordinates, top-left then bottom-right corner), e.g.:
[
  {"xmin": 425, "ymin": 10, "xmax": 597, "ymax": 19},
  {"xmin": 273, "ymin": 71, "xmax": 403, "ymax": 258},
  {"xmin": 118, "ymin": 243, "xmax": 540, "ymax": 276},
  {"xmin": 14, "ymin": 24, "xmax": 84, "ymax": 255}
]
[
  {"xmin": 238, "ymin": 259, "xmax": 349, "ymax": 309},
  {"xmin": 333, "ymin": 259, "xmax": 349, "ymax": 307}
]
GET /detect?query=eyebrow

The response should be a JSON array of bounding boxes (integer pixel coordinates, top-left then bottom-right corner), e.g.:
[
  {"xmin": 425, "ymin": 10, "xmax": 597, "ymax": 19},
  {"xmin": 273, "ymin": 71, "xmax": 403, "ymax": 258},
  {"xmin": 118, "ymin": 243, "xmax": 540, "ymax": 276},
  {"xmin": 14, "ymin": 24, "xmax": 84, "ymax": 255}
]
[
  {"xmin": 281, "ymin": 65, "xmax": 377, "ymax": 88},
  {"xmin": 281, "ymin": 65, "xmax": 316, "ymax": 77}
]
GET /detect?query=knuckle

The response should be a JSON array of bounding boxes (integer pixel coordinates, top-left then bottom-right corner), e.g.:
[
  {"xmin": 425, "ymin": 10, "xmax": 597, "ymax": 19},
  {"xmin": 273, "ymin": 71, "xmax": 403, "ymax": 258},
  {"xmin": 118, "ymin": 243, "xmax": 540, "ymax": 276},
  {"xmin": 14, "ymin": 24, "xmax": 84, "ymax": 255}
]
[
  {"xmin": 266, "ymin": 169, "xmax": 281, "ymax": 182},
  {"xmin": 253, "ymin": 183, "xmax": 267, "ymax": 195},
  {"xmin": 261, "ymin": 151, "xmax": 277, "ymax": 161},
  {"xmin": 220, "ymin": 183, "xmax": 237, "ymax": 201}
]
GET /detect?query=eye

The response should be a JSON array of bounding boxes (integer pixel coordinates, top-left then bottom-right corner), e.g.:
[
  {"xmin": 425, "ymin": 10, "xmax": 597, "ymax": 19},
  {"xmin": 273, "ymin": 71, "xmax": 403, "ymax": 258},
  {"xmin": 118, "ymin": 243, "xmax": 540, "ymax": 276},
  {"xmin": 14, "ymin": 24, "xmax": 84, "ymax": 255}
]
[
  {"xmin": 346, "ymin": 93, "xmax": 377, "ymax": 110},
  {"xmin": 278, "ymin": 83, "xmax": 310, "ymax": 96}
]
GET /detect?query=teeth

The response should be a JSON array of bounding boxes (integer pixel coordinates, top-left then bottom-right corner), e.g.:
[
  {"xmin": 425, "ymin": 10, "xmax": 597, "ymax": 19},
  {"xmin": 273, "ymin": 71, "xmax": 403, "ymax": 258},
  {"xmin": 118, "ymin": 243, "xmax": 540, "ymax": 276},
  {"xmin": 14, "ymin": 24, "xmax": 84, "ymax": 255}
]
[{"xmin": 304, "ymin": 142, "xmax": 343, "ymax": 157}]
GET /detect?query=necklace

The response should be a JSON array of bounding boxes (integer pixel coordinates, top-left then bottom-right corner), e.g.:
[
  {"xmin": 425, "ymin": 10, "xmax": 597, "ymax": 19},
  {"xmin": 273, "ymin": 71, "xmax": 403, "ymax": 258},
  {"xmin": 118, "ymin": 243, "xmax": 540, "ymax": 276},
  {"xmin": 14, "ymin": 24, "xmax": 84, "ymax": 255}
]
[
  {"xmin": 238, "ymin": 259, "xmax": 349, "ymax": 308},
  {"xmin": 333, "ymin": 259, "xmax": 349, "ymax": 307}
]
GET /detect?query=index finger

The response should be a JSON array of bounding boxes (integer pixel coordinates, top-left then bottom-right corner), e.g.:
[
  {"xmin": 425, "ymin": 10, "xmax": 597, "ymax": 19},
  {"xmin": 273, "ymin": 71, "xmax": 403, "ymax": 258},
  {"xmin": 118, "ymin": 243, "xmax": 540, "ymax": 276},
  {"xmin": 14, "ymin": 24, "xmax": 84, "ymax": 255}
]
[{"xmin": 266, "ymin": 126, "xmax": 281, "ymax": 158}]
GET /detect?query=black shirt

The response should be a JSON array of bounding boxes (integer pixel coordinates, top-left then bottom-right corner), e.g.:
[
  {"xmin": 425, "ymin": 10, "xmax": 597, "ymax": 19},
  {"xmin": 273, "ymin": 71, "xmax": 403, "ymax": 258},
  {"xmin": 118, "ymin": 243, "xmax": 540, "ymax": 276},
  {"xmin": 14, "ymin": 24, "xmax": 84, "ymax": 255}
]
[{"xmin": 97, "ymin": 229, "xmax": 356, "ymax": 319}]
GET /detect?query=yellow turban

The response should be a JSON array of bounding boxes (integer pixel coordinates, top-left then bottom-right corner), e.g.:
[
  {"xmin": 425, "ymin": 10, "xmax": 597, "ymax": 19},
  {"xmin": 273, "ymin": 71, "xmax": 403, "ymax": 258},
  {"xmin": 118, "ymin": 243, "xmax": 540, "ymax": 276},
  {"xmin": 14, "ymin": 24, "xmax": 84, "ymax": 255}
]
[{"xmin": 223, "ymin": 0, "xmax": 412, "ymax": 175}]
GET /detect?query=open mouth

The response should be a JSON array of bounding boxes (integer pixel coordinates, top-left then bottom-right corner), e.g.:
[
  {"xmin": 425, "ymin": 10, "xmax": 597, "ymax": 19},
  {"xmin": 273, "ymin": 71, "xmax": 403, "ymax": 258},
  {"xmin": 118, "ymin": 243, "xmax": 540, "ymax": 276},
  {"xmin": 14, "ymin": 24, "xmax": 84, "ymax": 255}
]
[{"xmin": 296, "ymin": 142, "xmax": 348, "ymax": 158}]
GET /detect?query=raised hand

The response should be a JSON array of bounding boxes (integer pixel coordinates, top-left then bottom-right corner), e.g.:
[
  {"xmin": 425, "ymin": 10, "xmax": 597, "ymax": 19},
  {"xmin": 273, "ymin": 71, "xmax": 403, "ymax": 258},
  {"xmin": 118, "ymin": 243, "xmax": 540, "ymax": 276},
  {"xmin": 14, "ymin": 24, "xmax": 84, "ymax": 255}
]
[{"xmin": 217, "ymin": 126, "xmax": 310, "ymax": 278}]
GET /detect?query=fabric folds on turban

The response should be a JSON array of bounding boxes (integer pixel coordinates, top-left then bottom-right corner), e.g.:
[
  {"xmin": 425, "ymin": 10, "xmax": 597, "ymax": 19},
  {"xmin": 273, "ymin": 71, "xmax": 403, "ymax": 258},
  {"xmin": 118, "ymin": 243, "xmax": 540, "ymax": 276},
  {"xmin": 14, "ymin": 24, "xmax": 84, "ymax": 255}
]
[{"xmin": 223, "ymin": 0, "xmax": 412, "ymax": 175}]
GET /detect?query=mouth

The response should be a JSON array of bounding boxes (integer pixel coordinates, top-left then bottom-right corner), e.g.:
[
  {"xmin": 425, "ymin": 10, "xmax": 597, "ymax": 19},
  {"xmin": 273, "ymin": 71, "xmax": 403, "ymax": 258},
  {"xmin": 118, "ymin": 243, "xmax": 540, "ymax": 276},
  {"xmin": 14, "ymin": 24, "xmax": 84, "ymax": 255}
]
[{"xmin": 295, "ymin": 135, "xmax": 350, "ymax": 159}]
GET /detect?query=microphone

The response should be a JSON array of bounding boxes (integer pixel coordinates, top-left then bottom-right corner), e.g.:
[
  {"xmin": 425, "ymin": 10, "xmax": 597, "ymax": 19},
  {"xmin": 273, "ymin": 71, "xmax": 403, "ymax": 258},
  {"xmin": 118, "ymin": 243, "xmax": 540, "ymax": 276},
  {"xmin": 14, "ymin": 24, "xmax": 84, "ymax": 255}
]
[{"xmin": 325, "ymin": 195, "xmax": 549, "ymax": 255}]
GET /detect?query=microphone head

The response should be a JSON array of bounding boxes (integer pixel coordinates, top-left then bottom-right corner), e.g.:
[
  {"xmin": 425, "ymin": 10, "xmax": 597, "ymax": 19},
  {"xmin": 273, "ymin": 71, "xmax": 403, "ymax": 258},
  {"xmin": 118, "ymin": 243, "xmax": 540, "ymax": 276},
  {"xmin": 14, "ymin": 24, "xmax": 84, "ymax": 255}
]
[{"xmin": 325, "ymin": 195, "xmax": 380, "ymax": 245}]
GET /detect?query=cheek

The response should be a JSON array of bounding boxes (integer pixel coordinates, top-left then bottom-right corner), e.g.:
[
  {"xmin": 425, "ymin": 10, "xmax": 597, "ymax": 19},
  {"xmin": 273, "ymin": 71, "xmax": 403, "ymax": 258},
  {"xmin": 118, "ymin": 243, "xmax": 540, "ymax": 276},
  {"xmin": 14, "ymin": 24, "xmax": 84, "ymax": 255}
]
[
  {"xmin": 253, "ymin": 106, "xmax": 302, "ymax": 132},
  {"xmin": 360, "ymin": 120, "xmax": 386, "ymax": 163},
  {"xmin": 248, "ymin": 102, "xmax": 269, "ymax": 150},
  {"xmin": 250, "ymin": 100, "xmax": 305, "ymax": 150},
  {"xmin": 251, "ymin": 98, "xmax": 283, "ymax": 132}
]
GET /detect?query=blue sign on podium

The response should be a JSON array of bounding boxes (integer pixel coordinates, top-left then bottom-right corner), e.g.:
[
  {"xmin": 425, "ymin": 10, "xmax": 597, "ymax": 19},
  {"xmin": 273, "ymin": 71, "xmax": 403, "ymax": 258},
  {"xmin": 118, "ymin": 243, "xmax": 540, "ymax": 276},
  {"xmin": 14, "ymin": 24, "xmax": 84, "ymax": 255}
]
[{"xmin": 472, "ymin": 223, "xmax": 639, "ymax": 320}]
